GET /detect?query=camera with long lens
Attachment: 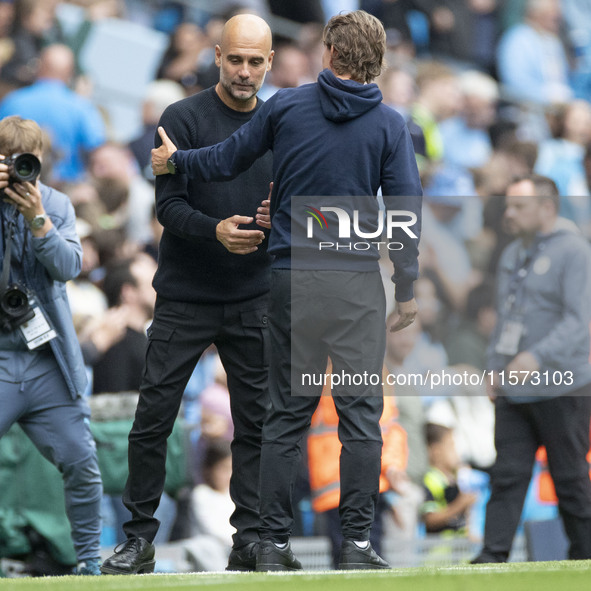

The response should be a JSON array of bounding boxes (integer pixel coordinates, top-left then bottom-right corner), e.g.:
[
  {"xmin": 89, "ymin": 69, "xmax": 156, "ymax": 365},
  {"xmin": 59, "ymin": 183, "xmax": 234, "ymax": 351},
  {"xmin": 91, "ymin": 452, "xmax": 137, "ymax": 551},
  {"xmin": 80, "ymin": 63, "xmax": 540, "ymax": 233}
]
[
  {"xmin": 3, "ymin": 153, "xmax": 41, "ymax": 186},
  {"xmin": 0, "ymin": 282, "xmax": 35, "ymax": 332}
]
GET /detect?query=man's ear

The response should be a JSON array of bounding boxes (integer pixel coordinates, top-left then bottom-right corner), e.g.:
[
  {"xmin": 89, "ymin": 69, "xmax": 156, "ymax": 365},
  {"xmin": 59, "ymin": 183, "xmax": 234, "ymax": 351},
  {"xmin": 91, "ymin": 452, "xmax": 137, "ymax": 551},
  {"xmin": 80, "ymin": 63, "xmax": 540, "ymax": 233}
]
[
  {"xmin": 330, "ymin": 45, "xmax": 338, "ymax": 65},
  {"xmin": 267, "ymin": 50, "xmax": 275, "ymax": 72},
  {"xmin": 215, "ymin": 45, "xmax": 222, "ymax": 67}
]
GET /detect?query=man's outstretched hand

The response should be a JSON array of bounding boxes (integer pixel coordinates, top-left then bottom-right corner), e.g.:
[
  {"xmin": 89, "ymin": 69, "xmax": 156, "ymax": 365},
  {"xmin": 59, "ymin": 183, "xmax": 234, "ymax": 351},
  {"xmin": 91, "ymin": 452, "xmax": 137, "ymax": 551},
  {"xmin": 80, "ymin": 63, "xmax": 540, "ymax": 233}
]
[
  {"xmin": 217, "ymin": 215, "xmax": 265, "ymax": 254},
  {"xmin": 389, "ymin": 298, "xmax": 418, "ymax": 332},
  {"xmin": 151, "ymin": 127, "xmax": 177, "ymax": 176}
]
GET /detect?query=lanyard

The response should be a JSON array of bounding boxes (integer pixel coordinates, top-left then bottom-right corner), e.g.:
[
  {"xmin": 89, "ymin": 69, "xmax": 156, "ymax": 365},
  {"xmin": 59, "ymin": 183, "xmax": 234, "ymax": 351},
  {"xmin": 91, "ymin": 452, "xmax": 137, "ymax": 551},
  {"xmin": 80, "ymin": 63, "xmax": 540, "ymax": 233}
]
[{"xmin": 504, "ymin": 238, "xmax": 546, "ymax": 314}]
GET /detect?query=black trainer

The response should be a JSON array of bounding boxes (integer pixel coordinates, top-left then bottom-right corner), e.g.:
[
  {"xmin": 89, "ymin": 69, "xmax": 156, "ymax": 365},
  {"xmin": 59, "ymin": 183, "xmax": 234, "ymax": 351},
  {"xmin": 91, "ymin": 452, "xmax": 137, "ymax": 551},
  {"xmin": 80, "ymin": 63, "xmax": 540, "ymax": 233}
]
[
  {"xmin": 100, "ymin": 537, "xmax": 156, "ymax": 575},
  {"xmin": 338, "ymin": 541, "xmax": 390, "ymax": 570},
  {"xmin": 226, "ymin": 542, "xmax": 258, "ymax": 571},
  {"xmin": 470, "ymin": 553, "xmax": 505, "ymax": 564},
  {"xmin": 256, "ymin": 540, "xmax": 303, "ymax": 571}
]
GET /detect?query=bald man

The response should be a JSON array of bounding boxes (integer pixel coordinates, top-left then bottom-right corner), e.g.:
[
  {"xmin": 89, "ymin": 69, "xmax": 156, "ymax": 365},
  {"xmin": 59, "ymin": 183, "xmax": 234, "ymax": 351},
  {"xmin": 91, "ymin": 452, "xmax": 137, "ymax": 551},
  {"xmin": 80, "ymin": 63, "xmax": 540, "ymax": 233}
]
[
  {"xmin": 0, "ymin": 44, "xmax": 106, "ymax": 182},
  {"xmin": 100, "ymin": 15, "xmax": 274, "ymax": 575}
]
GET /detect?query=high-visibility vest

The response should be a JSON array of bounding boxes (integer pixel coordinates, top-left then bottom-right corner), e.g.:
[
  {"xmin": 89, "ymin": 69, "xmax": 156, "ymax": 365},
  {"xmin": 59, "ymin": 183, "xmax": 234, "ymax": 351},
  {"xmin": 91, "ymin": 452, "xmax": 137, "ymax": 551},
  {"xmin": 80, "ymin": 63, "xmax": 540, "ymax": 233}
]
[
  {"xmin": 536, "ymin": 445, "xmax": 591, "ymax": 504},
  {"xmin": 308, "ymin": 362, "xmax": 408, "ymax": 513}
]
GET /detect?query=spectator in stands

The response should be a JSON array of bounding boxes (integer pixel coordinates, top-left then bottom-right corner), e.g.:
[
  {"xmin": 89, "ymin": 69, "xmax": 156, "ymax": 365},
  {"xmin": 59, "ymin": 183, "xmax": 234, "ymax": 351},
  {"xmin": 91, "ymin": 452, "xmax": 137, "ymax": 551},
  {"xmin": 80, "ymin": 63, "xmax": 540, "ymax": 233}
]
[
  {"xmin": 88, "ymin": 142, "xmax": 154, "ymax": 246},
  {"xmin": 156, "ymin": 21, "xmax": 207, "ymax": 96},
  {"xmin": 497, "ymin": 0, "xmax": 572, "ymax": 105},
  {"xmin": 379, "ymin": 65, "xmax": 426, "ymax": 158},
  {"xmin": 0, "ymin": 0, "xmax": 13, "ymax": 36},
  {"xmin": 535, "ymin": 100, "xmax": 591, "ymax": 226},
  {"xmin": 440, "ymin": 70, "xmax": 498, "ymax": 170},
  {"xmin": 0, "ymin": 115, "xmax": 102, "ymax": 575},
  {"xmin": 476, "ymin": 139, "xmax": 538, "ymax": 199},
  {"xmin": 0, "ymin": 0, "xmax": 15, "ymax": 74},
  {"xmin": 404, "ymin": 274, "xmax": 450, "ymax": 375},
  {"xmin": 258, "ymin": 42, "xmax": 310, "ymax": 101},
  {"xmin": 0, "ymin": 44, "xmax": 106, "ymax": 183},
  {"xmin": 421, "ymin": 423, "xmax": 476, "ymax": 535},
  {"xmin": 185, "ymin": 439, "xmax": 234, "ymax": 571},
  {"xmin": 419, "ymin": 193, "xmax": 482, "ymax": 311},
  {"xmin": 128, "ymin": 79, "xmax": 186, "ymax": 182},
  {"xmin": 562, "ymin": 0, "xmax": 591, "ymax": 99},
  {"xmin": 444, "ymin": 278, "xmax": 497, "ymax": 371},
  {"xmin": 411, "ymin": 61, "xmax": 460, "ymax": 161},
  {"xmin": 413, "ymin": 0, "xmax": 498, "ymax": 73},
  {"xmin": 472, "ymin": 174, "xmax": 591, "ymax": 563},
  {"xmin": 91, "ymin": 253, "xmax": 156, "ymax": 395},
  {"xmin": 0, "ymin": 0, "xmax": 64, "ymax": 89}
]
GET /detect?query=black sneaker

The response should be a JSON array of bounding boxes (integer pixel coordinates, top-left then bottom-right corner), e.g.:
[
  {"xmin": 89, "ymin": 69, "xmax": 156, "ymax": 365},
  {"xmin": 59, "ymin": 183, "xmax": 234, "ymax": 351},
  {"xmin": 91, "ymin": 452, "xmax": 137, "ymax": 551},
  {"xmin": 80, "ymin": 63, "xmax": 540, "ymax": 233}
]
[
  {"xmin": 226, "ymin": 542, "xmax": 258, "ymax": 571},
  {"xmin": 338, "ymin": 541, "xmax": 390, "ymax": 570},
  {"xmin": 470, "ymin": 553, "xmax": 505, "ymax": 564},
  {"xmin": 256, "ymin": 540, "xmax": 303, "ymax": 571},
  {"xmin": 100, "ymin": 537, "xmax": 156, "ymax": 575}
]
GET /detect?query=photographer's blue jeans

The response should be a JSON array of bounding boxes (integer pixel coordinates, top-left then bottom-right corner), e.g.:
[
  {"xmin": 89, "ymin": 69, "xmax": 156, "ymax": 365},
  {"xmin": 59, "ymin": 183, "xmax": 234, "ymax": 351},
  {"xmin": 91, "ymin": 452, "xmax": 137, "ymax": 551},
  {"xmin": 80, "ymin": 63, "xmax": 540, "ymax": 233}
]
[{"xmin": 0, "ymin": 364, "xmax": 103, "ymax": 561}]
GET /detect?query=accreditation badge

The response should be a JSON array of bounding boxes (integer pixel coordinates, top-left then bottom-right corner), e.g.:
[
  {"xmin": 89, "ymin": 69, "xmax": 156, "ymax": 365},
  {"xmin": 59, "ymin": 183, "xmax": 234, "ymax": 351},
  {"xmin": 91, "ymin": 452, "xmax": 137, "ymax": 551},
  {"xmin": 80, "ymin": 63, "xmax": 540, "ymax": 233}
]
[
  {"xmin": 19, "ymin": 306, "xmax": 57, "ymax": 350},
  {"xmin": 495, "ymin": 320, "xmax": 524, "ymax": 356}
]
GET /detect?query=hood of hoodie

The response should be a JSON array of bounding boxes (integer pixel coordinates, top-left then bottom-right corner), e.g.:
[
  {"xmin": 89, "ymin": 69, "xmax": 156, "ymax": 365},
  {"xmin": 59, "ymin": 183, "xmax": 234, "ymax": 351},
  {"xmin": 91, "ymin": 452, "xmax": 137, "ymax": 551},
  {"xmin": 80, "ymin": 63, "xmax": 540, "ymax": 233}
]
[{"xmin": 317, "ymin": 68, "xmax": 382, "ymax": 123}]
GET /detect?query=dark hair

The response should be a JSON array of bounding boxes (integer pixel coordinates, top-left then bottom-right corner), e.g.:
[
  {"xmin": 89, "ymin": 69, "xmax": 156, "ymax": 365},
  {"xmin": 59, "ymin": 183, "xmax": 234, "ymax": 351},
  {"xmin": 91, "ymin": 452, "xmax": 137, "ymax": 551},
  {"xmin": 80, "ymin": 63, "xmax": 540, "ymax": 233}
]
[
  {"xmin": 323, "ymin": 10, "xmax": 385, "ymax": 83},
  {"xmin": 101, "ymin": 257, "xmax": 136, "ymax": 307},
  {"xmin": 425, "ymin": 422, "xmax": 452, "ymax": 447},
  {"xmin": 510, "ymin": 173, "xmax": 560, "ymax": 211},
  {"xmin": 465, "ymin": 278, "xmax": 496, "ymax": 322}
]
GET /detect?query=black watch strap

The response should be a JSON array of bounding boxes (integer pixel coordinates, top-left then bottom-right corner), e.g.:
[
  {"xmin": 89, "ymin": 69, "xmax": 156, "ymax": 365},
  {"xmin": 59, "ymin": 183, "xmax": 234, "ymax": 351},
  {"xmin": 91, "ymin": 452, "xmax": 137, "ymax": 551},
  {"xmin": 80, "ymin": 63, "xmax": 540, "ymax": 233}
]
[{"xmin": 166, "ymin": 156, "xmax": 177, "ymax": 175}]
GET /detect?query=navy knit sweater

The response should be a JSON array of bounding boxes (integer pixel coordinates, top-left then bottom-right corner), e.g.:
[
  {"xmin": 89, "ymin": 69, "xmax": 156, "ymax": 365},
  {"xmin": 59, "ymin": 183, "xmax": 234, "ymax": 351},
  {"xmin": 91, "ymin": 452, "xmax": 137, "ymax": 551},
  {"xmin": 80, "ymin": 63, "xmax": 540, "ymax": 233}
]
[
  {"xmin": 172, "ymin": 70, "xmax": 422, "ymax": 302},
  {"xmin": 152, "ymin": 86, "xmax": 272, "ymax": 304}
]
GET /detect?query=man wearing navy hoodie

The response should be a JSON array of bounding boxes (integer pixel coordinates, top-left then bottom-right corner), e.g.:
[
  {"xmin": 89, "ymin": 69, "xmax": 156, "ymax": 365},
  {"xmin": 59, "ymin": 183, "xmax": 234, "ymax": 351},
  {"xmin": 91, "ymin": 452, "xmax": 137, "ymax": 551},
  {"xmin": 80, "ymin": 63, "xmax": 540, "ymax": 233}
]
[{"xmin": 153, "ymin": 10, "xmax": 423, "ymax": 570}]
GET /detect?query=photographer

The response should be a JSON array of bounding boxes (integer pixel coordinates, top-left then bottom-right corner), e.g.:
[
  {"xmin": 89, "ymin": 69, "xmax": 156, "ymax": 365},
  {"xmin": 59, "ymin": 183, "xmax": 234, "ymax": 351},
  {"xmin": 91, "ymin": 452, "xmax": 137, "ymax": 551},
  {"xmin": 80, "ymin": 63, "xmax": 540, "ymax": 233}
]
[{"xmin": 0, "ymin": 116, "xmax": 103, "ymax": 576}]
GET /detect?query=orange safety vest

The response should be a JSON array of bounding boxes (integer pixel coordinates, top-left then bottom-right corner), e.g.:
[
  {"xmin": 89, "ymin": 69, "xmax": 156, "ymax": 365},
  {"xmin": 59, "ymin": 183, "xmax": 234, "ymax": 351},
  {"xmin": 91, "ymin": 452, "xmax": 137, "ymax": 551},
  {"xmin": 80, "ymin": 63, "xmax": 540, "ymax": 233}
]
[
  {"xmin": 307, "ymin": 362, "xmax": 408, "ymax": 513},
  {"xmin": 536, "ymin": 445, "xmax": 591, "ymax": 504}
]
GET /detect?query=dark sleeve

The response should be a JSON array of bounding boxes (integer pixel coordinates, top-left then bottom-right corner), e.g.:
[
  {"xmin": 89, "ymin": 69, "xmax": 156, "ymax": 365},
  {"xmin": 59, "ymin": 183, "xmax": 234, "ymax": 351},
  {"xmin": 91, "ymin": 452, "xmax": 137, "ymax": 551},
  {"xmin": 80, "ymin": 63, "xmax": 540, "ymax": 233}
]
[
  {"xmin": 173, "ymin": 100, "xmax": 274, "ymax": 182},
  {"xmin": 381, "ymin": 125, "xmax": 423, "ymax": 302},
  {"xmin": 154, "ymin": 106, "xmax": 220, "ymax": 242}
]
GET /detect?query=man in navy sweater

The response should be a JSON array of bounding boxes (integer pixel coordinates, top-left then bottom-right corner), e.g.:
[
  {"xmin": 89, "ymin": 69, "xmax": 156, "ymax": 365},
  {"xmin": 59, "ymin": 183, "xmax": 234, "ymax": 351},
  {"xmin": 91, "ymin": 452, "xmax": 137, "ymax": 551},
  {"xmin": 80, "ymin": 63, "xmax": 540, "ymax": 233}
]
[
  {"xmin": 153, "ymin": 10, "xmax": 423, "ymax": 570},
  {"xmin": 101, "ymin": 14, "xmax": 274, "ymax": 575}
]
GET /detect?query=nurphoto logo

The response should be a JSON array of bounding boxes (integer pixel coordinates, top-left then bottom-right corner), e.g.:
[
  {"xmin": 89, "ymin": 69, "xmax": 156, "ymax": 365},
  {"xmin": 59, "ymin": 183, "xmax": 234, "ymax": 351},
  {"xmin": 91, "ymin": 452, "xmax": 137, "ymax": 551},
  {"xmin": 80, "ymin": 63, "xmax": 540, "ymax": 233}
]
[{"xmin": 305, "ymin": 205, "xmax": 418, "ymax": 251}]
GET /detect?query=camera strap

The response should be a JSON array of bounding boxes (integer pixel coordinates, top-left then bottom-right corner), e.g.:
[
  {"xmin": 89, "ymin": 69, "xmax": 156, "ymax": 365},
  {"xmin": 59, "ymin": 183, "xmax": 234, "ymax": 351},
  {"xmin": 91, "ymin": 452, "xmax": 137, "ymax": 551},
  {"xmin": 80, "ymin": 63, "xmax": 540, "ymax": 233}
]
[{"xmin": 0, "ymin": 205, "xmax": 18, "ymax": 294}]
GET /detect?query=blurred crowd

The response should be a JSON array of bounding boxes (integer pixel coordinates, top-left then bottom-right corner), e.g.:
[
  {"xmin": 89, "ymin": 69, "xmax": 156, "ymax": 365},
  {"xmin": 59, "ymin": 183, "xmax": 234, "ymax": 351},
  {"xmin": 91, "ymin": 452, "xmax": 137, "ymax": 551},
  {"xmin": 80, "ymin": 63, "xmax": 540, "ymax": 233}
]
[{"xmin": 0, "ymin": 0, "xmax": 588, "ymax": 565}]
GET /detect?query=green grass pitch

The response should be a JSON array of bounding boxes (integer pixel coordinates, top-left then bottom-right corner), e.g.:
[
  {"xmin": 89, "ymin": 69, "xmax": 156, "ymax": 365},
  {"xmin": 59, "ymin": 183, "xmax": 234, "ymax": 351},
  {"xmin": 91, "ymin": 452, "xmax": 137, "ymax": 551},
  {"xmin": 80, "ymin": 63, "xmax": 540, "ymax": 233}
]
[{"xmin": 2, "ymin": 562, "xmax": 591, "ymax": 591}]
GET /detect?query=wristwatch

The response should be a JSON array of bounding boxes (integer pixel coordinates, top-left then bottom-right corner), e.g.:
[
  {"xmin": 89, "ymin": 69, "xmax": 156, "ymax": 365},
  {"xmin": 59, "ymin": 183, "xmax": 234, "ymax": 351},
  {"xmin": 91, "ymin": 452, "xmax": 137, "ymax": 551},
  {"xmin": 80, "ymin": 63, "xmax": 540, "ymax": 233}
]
[
  {"xmin": 29, "ymin": 214, "xmax": 47, "ymax": 230},
  {"xmin": 166, "ymin": 154, "xmax": 178, "ymax": 175}
]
